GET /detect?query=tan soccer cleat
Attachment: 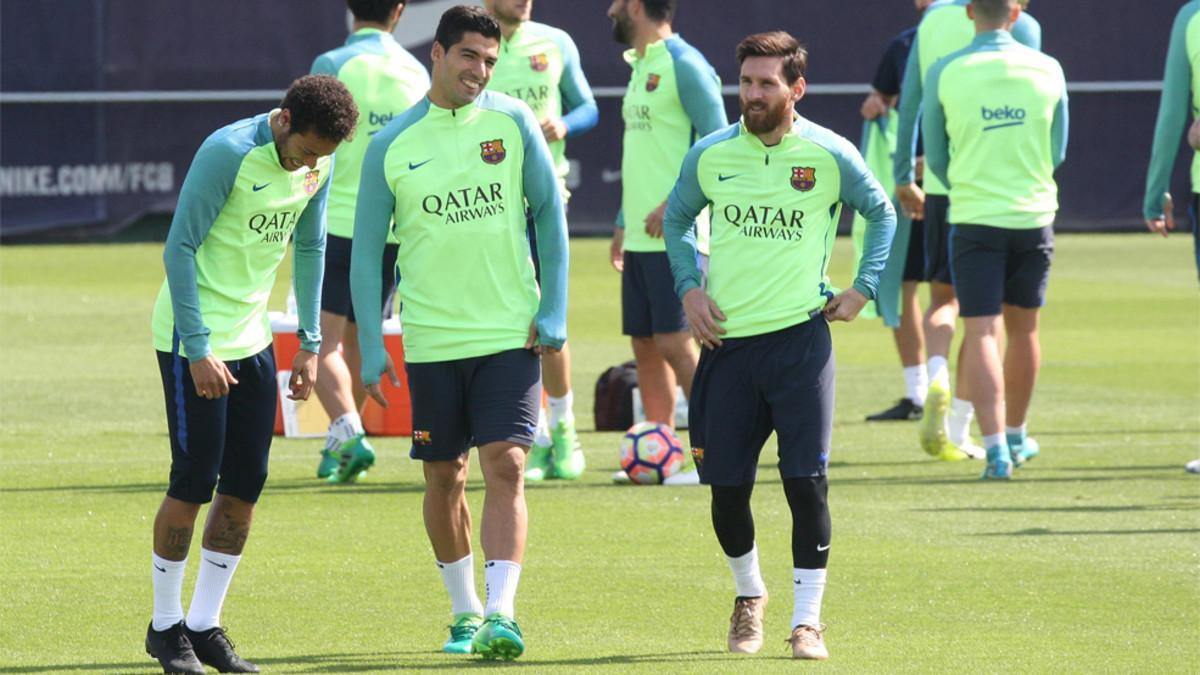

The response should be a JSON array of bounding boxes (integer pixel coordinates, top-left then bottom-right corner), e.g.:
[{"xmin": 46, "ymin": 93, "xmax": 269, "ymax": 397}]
[
  {"xmin": 786, "ymin": 624, "xmax": 829, "ymax": 660},
  {"xmin": 727, "ymin": 594, "xmax": 768, "ymax": 653}
]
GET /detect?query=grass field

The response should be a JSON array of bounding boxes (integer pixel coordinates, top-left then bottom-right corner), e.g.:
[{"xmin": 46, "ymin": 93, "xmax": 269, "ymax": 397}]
[{"xmin": 0, "ymin": 235, "xmax": 1197, "ymax": 673}]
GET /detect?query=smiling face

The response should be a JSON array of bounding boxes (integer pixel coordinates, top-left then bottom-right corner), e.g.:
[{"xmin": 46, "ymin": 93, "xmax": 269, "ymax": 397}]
[
  {"xmin": 430, "ymin": 31, "xmax": 500, "ymax": 107},
  {"xmin": 738, "ymin": 56, "xmax": 803, "ymax": 135},
  {"xmin": 273, "ymin": 109, "xmax": 340, "ymax": 171}
]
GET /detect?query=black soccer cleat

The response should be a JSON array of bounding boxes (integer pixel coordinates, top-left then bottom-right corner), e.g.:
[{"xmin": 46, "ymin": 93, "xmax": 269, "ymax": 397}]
[
  {"xmin": 865, "ymin": 398, "xmax": 923, "ymax": 421},
  {"xmin": 145, "ymin": 621, "xmax": 205, "ymax": 675},
  {"xmin": 184, "ymin": 625, "xmax": 260, "ymax": 673}
]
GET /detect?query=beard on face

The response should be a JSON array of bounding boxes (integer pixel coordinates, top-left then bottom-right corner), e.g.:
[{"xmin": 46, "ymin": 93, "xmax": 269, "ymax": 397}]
[
  {"xmin": 740, "ymin": 93, "xmax": 793, "ymax": 135},
  {"xmin": 611, "ymin": 14, "xmax": 631, "ymax": 44}
]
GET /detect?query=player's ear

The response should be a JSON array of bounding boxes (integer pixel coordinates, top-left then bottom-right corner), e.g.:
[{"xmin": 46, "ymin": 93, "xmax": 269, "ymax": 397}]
[
  {"xmin": 276, "ymin": 108, "xmax": 292, "ymax": 133},
  {"xmin": 792, "ymin": 77, "xmax": 807, "ymax": 105},
  {"xmin": 430, "ymin": 40, "xmax": 444, "ymax": 65}
]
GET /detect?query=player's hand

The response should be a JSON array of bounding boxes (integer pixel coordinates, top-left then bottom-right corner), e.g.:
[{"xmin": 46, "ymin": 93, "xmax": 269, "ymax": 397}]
[
  {"xmin": 823, "ymin": 288, "xmax": 869, "ymax": 323},
  {"xmin": 683, "ymin": 287, "xmax": 727, "ymax": 349},
  {"xmin": 541, "ymin": 117, "xmax": 568, "ymax": 143},
  {"xmin": 610, "ymin": 229, "xmax": 625, "ymax": 272},
  {"xmin": 287, "ymin": 350, "xmax": 318, "ymax": 401},
  {"xmin": 1146, "ymin": 193, "xmax": 1177, "ymax": 237},
  {"xmin": 644, "ymin": 201, "xmax": 667, "ymax": 238},
  {"xmin": 364, "ymin": 353, "xmax": 400, "ymax": 408},
  {"xmin": 860, "ymin": 91, "xmax": 889, "ymax": 120},
  {"xmin": 189, "ymin": 354, "xmax": 238, "ymax": 400},
  {"xmin": 896, "ymin": 182, "xmax": 926, "ymax": 221}
]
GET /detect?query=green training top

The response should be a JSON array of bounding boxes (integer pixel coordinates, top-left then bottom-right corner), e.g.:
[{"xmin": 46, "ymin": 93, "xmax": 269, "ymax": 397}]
[
  {"xmin": 663, "ymin": 117, "xmax": 897, "ymax": 339},
  {"xmin": 924, "ymin": 31, "xmax": 1068, "ymax": 229},
  {"xmin": 312, "ymin": 28, "xmax": 428, "ymax": 242},
  {"xmin": 894, "ymin": 0, "xmax": 1041, "ymax": 195},
  {"xmin": 152, "ymin": 110, "xmax": 330, "ymax": 360},
  {"xmin": 1144, "ymin": 1, "xmax": 1200, "ymax": 219},
  {"xmin": 351, "ymin": 91, "xmax": 568, "ymax": 376},
  {"xmin": 487, "ymin": 20, "xmax": 598, "ymax": 197},
  {"xmin": 618, "ymin": 35, "xmax": 727, "ymax": 252}
]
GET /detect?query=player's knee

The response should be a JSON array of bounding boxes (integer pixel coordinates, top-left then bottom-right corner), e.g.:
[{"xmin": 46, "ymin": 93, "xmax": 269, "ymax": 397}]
[
  {"xmin": 424, "ymin": 455, "xmax": 469, "ymax": 494},
  {"xmin": 483, "ymin": 448, "xmax": 525, "ymax": 487},
  {"xmin": 167, "ymin": 463, "xmax": 220, "ymax": 505},
  {"xmin": 783, "ymin": 476, "xmax": 829, "ymax": 518},
  {"xmin": 711, "ymin": 482, "xmax": 755, "ymax": 513}
]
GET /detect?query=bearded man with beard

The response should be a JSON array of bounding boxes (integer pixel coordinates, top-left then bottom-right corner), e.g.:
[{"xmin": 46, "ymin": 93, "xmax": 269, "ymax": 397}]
[{"xmin": 662, "ymin": 31, "xmax": 896, "ymax": 661}]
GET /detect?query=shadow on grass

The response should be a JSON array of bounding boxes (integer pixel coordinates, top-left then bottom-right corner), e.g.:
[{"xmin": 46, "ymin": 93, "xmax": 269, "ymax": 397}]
[
  {"xmin": 914, "ymin": 504, "xmax": 1196, "ymax": 514},
  {"xmin": 1028, "ymin": 428, "xmax": 1200, "ymax": 437},
  {"xmin": 973, "ymin": 527, "xmax": 1200, "ymax": 537},
  {"xmin": 0, "ymin": 480, "xmax": 462, "ymax": 497}
]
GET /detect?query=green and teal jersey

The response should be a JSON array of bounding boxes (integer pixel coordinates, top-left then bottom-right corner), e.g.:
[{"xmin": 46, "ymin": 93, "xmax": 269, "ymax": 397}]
[
  {"xmin": 618, "ymin": 35, "xmax": 727, "ymax": 253},
  {"xmin": 894, "ymin": 0, "xmax": 1041, "ymax": 195},
  {"xmin": 923, "ymin": 31, "xmax": 1068, "ymax": 229},
  {"xmin": 663, "ymin": 117, "xmax": 897, "ymax": 339},
  {"xmin": 312, "ymin": 28, "xmax": 429, "ymax": 242},
  {"xmin": 152, "ymin": 110, "xmax": 331, "ymax": 360},
  {"xmin": 1144, "ymin": 1, "xmax": 1200, "ymax": 219},
  {"xmin": 487, "ymin": 20, "xmax": 598, "ymax": 196},
  {"xmin": 351, "ymin": 91, "xmax": 568, "ymax": 376}
]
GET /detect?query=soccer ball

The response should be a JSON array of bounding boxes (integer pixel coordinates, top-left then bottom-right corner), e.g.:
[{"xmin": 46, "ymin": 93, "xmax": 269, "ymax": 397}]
[{"xmin": 620, "ymin": 422, "xmax": 685, "ymax": 485}]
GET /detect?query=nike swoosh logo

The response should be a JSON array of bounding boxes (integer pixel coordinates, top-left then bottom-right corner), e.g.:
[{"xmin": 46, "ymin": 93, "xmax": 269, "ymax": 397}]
[
  {"xmin": 409, "ymin": 159, "xmax": 433, "ymax": 171},
  {"xmin": 204, "ymin": 558, "xmax": 229, "ymax": 569},
  {"xmin": 153, "ymin": 564, "xmax": 166, "ymax": 573},
  {"xmin": 601, "ymin": 169, "xmax": 622, "ymax": 183},
  {"xmin": 816, "ymin": 543, "xmax": 831, "ymax": 552},
  {"xmin": 252, "ymin": 183, "xmax": 270, "ymax": 191},
  {"xmin": 718, "ymin": 173, "xmax": 743, "ymax": 182}
]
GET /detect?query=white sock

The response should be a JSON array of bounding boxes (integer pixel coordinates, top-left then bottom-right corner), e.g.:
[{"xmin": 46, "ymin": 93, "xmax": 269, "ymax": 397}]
[
  {"xmin": 1006, "ymin": 424, "xmax": 1027, "ymax": 439},
  {"xmin": 327, "ymin": 412, "xmax": 364, "ymax": 445},
  {"xmin": 185, "ymin": 549, "xmax": 240, "ymax": 631},
  {"xmin": 727, "ymin": 544, "xmax": 767, "ymax": 598},
  {"xmin": 927, "ymin": 356, "xmax": 950, "ymax": 388},
  {"xmin": 792, "ymin": 568, "xmax": 828, "ymax": 629},
  {"xmin": 947, "ymin": 398, "xmax": 975, "ymax": 445},
  {"xmin": 533, "ymin": 406, "xmax": 552, "ymax": 447},
  {"xmin": 903, "ymin": 365, "xmax": 928, "ymax": 406},
  {"xmin": 437, "ymin": 554, "xmax": 484, "ymax": 617},
  {"xmin": 484, "ymin": 560, "xmax": 521, "ymax": 619},
  {"xmin": 151, "ymin": 553, "xmax": 187, "ymax": 631},
  {"xmin": 983, "ymin": 432, "xmax": 1007, "ymax": 451},
  {"xmin": 547, "ymin": 391, "xmax": 574, "ymax": 428}
]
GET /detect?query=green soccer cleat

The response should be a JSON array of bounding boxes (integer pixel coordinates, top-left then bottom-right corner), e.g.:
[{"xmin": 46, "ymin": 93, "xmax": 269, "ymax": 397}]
[
  {"xmin": 327, "ymin": 434, "xmax": 375, "ymax": 484},
  {"xmin": 442, "ymin": 613, "xmax": 483, "ymax": 654},
  {"xmin": 920, "ymin": 380, "xmax": 950, "ymax": 457},
  {"xmin": 547, "ymin": 419, "xmax": 585, "ymax": 480},
  {"xmin": 1009, "ymin": 435, "xmax": 1040, "ymax": 467},
  {"xmin": 525, "ymin": 440, "xmax": 552, "ymax": 482},
  {"xmin": 471, "ymin": 613, "xmax": 524, "ymax": 661},
  {"xmin": 316, "ymin": 442, "xmax": 341, "ymax": 479}
]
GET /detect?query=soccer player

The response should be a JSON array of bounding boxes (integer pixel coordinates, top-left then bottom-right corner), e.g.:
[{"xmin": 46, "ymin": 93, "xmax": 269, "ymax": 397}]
[
  {"xmin": 310, "ymin": 0, "xmax": 430, "ymax": 484},
  {"xmin": 922, "ymin": 0, "xmax": 1068, "ymax": 479},
  {"xmin": 350, "ymin": 6, "xmax": 567, "ymax": 660},
  {"xmin": 484, "ymin": 0, "xmax": 598, "ymax": 481},
  {"xmin": 664, "ymin": 32, "xmax": 896, "ymax": 659},
  {"xmin": 145, "ymin": 75, "xmax": 356, "ymax": 673},
  {"xmin": 893, "ymin": 0, "xmax": 1040, "ymax": 461},
  {"xmin": 862, "ymin": 0, "xmax": 935, "ymax": 424},
  {"xmin": 607, "ymin": 0, "xmax": 726, "ymax": 463}
]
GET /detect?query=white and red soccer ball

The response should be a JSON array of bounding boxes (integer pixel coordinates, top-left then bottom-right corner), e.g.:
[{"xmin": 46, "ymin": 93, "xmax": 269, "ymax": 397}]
[{"xmin": 619, "ymin": 422, "xmax": 686, "ymax": 485}]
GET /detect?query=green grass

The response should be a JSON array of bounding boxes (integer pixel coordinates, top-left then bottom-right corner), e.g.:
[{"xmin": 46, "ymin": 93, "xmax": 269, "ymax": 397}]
[{"xmin": 0, "ymin": 235, "xmax": 1197, "ymax": 673}]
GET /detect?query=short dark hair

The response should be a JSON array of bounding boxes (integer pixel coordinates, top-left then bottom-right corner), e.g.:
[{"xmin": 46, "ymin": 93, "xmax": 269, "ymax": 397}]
[
  {"xmin": 280, "ymin": 75, "xmax": 358, "ymax": 142},
  {"xmin": 971, "ymin": 0, "xmax": 1017, "ymax": 23},
  {"xmin": 736, "ymin": 31, "xmax": 808, "ymax": 84},
  {"xmin": 347, "ymin": 0, "xmax": 404, "ymax": 23},
  {"xmin": 434, "ymin": 5, "xmax": 501, "ymax": 52},
  {"xmin": 641, "ymin": 0, "xmax": 676, "ymax": 22}
]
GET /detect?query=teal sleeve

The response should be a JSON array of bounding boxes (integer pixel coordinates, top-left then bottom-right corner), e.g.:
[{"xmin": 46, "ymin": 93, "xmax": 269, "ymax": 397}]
[
  {"xmin": 162, "ymin": 138, "xmax": 243, "ymax": 360},
  {"xmin": 830, "ymin": 137, "xmax": 897, "ymax": 300},
  {"xmin": 350, "ymin": 133, "xmax": 397, "ymax": 385},
  {"xmin": 1145, "ymin": 5, "xmax": 1197, "ymax": 219},
  {"xmin": 554, "ymin": 32, "xmax": 599, "ymax": 137},
  {"xmin": 921, "ymin": 58, "xmax": 951, "ymax": 189},
  {"xmin": 310, "ymin": 54, "xmax": 338, "ymax": 76},
  {"xmin": 515, "ymin": 104, "xmax": 569, "ymax": 349},
  {"xmin": 292, "ymin": 159, "xmax": 330, "ymax": 354},
  {"xmin": 1051, "ymin": 78, "xmax": 1069, "ymax": 170},
  {"xmin": 893, "ymin": 31, "xmax": 924, "ymax": 186},
  {"xmin": 1012, "ymin": 13, "xmax": 1042, "ymax": 50},
  {"xmin": 670, "ymin": 44, "xmax": 728, "ymax": 138},
  {"xmin": 663, "ymin": 144, "xmax": 708, "ymax": 299},
  {"xmin": 615, "ymin": 207, "xmax": 625, "ymax": 230}
]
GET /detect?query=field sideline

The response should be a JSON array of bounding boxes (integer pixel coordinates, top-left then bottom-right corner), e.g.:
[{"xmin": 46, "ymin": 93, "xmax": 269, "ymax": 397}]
[{"xmin": 0, "ymin": 234, "xmax": 1197, "ymax": 673}]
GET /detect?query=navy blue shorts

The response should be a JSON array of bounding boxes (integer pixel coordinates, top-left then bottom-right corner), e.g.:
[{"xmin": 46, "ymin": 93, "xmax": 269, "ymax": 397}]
[
  {"xmin": 903, "ymin": 217, "xmax": 929, "ymax": 282},
  {"xmin": 622, "ymin": 250, "xmax": 689, "ymax": 337},
  {"xmin": 321, "ymin": 234, "xmax": 399, "ymax": 322},
  {"xmin": 923, "ymin": 194, "xmax": 953, "ymax": 284},
  {"xmin": 156, "ymin": 344, "xmax": 278, "ymax": 504},
  {"xmin": 405, "ymin": 348, "xmax": 541, "ymax": 461},
  {"xmin": 688, "ymin": 318, "xmax": 835, "ymax": 487},
  {"xmin": 1190, "ymin": 194, "xmax": 1200, "ymax": 281},
  {"xmin": 950, "ymin": 224, "xmax": 1054, "ymax": 318}
]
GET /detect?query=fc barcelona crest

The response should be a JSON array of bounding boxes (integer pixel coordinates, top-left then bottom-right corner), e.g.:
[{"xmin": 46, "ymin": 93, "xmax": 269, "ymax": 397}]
[
  {"xmin": 303, "ymin": 170, "xmax": 319, "ymax": 195},
  {"xmin": 529, "ymin": 53, "xmax": 549, "ymax": 72},
  {"xmin": 646, "ymin": 73, "xmax": 661, "ymax": 92},
  {"xmin": 480, "ymin": 139, "xmax": 507, "ymax": 164},
  {"xmin": 791, "ymin": 166, "xmax": 816, "ymax": 191}
]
